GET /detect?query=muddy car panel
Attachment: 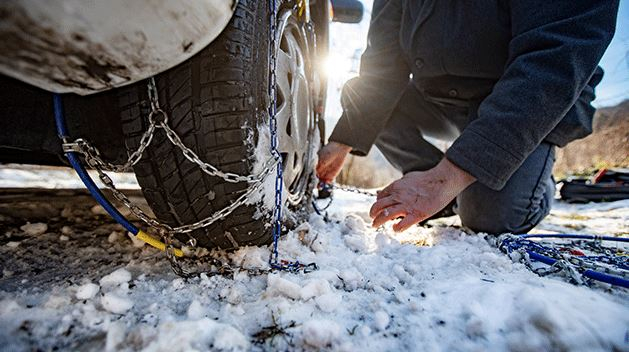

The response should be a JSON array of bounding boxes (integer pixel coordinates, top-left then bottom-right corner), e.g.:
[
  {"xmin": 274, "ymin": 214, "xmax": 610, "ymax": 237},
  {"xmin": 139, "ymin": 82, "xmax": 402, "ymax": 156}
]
[{"xmin": 0, "ymin": 0, "xmax": 237, "ymax": 95}]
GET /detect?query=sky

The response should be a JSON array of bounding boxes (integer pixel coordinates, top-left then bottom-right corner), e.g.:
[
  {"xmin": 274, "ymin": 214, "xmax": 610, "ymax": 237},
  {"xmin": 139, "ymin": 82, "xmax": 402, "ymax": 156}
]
[
  {"xmin": 326, "ymin": 1, "xmax": 629, "ymax": 112},
  {"xmin": 596, "ymin": 0, "xmax": 629, "ymax": 107}
]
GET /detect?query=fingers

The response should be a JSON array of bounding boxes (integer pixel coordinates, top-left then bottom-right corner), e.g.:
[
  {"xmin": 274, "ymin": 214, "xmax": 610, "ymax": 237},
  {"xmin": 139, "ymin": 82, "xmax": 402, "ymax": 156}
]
[
  {"xmin": 316, "ymin": 144, "xmax": 347, "ymax": 183},
  {"xmin": 316, "ymin": 163, "xmax": 334, "ymax": 183},
  {"xmin": 316, "ymin": 152, "xmax": 333, "ymax": 182},
  {"xmin": 369, "ymin": 196, "xmax": 399, "ymax": 218},
  {"xmin": 393, "ymin": 213, "xmax": 424, "ymax": 232},
  {"xmin": 371, "ymin": 205, "xmax": 407, "ymax": 228},
  {"xmin": 377, "ymin": 181, "xmax": 397, "ymax": 200},
  {"xmin": 315, "ymin": 162, "xmax": 328, "ymax": 182}
]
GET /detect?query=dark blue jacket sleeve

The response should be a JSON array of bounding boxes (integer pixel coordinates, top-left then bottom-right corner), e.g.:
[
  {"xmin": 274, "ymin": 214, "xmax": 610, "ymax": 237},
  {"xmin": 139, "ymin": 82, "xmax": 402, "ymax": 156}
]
[
  {"xmin": 446, "ymin": 0, "xmax": 619, "ymax": 190},
  {"xmin": 329, "ymin": 0, "xmax": 410, "ymax": 155}
]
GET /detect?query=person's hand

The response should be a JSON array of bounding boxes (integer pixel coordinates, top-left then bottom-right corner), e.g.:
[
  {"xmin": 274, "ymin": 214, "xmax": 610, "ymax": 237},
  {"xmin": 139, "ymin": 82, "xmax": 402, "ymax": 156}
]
[
  {"xmin": 316, "ymin": 141, "xmax": 352, "ymax": 183},
  {"xmin": 369, "ymin": 158, "xmax": 476, "ymax": 232}
]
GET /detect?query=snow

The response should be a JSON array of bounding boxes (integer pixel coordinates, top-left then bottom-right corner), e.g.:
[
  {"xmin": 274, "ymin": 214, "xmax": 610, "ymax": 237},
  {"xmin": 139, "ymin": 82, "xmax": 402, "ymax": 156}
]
[
  {"xmin": 0, "ymin": 164, "xmax": 139, "ymax": 189},
  {"xmin": 75, "ymin": 283, "xmax": 100, "ymax": 300},
  {"xmin": 301, "ymin": 319, "xmax": 342, "ymax": 349},
  {"xmin": 101, "ymin": 293, "xmax": 134, "ymax": 314},
  {"xmin": 143, "ymin": 318, "xmax": 250, "ymax": 352},
  {"xmin": 99, "ymin": 268, "xmax": 132, "ymax": 287},
  {"xmin": 1, "ymin": 183, "xmax": 627, "ymax": 351},
  {"xmin": 0, "ymin": 7, "xmax": 627, "ymax": 346}
]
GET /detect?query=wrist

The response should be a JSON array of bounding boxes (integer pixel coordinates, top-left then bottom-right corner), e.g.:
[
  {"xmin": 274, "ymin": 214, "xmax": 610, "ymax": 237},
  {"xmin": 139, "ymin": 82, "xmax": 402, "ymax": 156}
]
[
  {"xmin": 329, "ymin": 141, "xmax": 352, "ymax": 153},
  {"xmin": 438, "ymin": 158, "xmax": 476, "ymax": 189}
]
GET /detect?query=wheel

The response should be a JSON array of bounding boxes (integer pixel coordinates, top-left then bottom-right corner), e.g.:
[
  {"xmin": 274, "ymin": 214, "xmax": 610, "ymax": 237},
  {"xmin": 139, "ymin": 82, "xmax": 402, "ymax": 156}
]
[{"xmin": 117, "ymin": 0, "xmax": 322, "ymax": 249}]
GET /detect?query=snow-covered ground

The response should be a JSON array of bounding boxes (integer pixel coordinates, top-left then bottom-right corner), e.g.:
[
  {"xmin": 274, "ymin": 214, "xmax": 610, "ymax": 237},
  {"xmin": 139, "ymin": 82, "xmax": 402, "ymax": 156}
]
[
  {"xmin": 1, "ymin": 3, "xmax": 628, "ymax": 350},
  {"xmin": 0, "ymin": 166, "xmax": 627, "ymax": 351}
]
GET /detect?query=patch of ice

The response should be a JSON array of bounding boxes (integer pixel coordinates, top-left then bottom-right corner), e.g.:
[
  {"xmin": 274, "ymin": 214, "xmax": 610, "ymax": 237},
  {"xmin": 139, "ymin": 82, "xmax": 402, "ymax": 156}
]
[
  {"xmin": 171, "ymin": 278, "xmax": 186, "ymax": 290},
  {"xmin": 337, "ymin": 268, "xmax": 364, "ymax": 291},
  {"xmin": 219, "ymin": 286, "xmax": 242, "ymax": 305}
]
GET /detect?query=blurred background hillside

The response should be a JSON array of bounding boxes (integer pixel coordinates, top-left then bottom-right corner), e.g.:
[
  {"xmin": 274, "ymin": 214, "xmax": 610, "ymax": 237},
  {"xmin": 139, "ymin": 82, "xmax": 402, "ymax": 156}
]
[{"xmin": 554, "ymin": 99, "xmax": 629, "ymax": 178}]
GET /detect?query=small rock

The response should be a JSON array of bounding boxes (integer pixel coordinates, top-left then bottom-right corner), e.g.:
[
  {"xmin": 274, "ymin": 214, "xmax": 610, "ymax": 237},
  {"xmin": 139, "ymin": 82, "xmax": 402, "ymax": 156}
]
[
  {"xmin": 20, "ymin": 222, "xmax": 48, "ymax": 236},
  {"xmin": 6, "ymin": 241, "xmax": 20, "ymax": 248},
  {"xmin": 61, "ymin": 226, "xmax": 73, "ymax": 235},
  {"xmin": 91, "ymin": 205, "xmax": 108, "ymax": 215},
  {"xmin": 59, "ymin": 235, "xmax": 70, "ymax": 242},
  {"xmin": 108, "ymin": 231, "xmax": 122, "ymax": 243},
  {"xmin": 61, "ymin": 207, "xmax": 73, "ymax": 218},
  {"xmin": 127, "ymin": 232, "xmax": 146, "ymax": 248}
]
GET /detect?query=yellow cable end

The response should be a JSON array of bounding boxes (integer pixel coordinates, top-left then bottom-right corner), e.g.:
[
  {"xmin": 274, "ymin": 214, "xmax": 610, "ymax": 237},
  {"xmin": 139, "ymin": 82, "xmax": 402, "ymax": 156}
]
[{"xmin": 136, "ymin": 230, "xmax": 184, "ymax": 257}]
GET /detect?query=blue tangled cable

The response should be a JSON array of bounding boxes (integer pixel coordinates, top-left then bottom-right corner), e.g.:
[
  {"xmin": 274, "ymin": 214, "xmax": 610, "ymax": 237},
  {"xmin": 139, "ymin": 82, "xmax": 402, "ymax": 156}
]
[{"xmin": 500, "ymin": 233, "xmax": 629, "ymax": 288}]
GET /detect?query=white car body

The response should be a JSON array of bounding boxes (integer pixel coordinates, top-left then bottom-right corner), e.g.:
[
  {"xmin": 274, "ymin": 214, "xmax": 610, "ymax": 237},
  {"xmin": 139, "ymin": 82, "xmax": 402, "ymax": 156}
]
[{"xmin": 0, "ymin": 0, "xmax": 236, "ymax": 95}]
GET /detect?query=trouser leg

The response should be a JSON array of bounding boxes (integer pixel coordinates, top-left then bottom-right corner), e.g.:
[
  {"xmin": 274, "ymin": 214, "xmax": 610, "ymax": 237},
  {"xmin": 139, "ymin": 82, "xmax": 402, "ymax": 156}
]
[
  {"xmin": 374, "ymin": 85, "xmax": 452, "ymax": 173},
  {"xmin": 457, "ymin": 142, "xmax": 556, "ymax": 234}
]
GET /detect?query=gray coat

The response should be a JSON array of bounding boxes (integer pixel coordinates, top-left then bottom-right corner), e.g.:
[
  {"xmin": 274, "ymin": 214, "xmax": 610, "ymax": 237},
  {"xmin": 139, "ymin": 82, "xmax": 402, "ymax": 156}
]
[{"xmin": 329, "ymin": 0, "xmax": 619, "ymax": 190}]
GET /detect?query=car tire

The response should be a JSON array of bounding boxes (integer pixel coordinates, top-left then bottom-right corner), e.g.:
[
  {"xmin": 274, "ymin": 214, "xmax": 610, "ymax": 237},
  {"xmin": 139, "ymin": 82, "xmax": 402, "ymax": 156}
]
[{"xmin": 117, "ymin": 0, "xmax": 321, "ymax": 249}]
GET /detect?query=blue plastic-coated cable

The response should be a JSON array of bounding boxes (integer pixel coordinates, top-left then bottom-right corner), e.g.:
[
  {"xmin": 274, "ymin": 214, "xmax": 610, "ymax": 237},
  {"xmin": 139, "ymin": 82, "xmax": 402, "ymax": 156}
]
[
  {"xmin": 520, "ymin": 234, "xmax": 629, "ymax": 243},
  {"xmin": 526, "ymin": 250, "xmax": 629, "ymax": 288},
  {"xmin": 53, "ymin": 94, "xmax": 138, "ymax": 235}
]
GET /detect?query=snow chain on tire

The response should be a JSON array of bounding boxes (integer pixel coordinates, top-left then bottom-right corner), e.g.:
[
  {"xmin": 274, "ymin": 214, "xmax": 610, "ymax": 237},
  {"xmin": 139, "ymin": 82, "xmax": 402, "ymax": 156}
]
[{"xmin": 61, "ymin": 0, "xmax": 317, "ymax": 277}]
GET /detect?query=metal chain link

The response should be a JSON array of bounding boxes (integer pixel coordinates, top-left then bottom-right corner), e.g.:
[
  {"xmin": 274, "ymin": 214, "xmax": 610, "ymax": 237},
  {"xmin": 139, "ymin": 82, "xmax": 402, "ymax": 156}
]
[
  {"xmin": 59, "ymin": 0, "xmax": 318, "ymax": 277},
  {"xmin": 329, "ymin": 182, "xmax": 377, "ymax": 197},
  {"xmin": 64, "ymin": 84, "xmax": 278, "ymax": 237},
  {"xmin": 497, "ymin": 234, "xmax": 628, "ymax": 286},
  {"xmin": 267, "ymin": 0, "xmax": 304, "ymax": 272},
  {"xmin": 62, "ymin": 118, "xmax": 155, "ymax": 173},
  {"xmin": 147, "ymin": 78, "xmax": 279, "ymax": 184}
]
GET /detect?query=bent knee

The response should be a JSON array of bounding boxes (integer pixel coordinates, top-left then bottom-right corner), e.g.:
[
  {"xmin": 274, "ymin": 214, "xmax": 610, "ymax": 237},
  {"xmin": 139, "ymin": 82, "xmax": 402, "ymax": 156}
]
[{"xmin": 457, "ymin": 191, "xmax": 552, "ymax": 235}]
